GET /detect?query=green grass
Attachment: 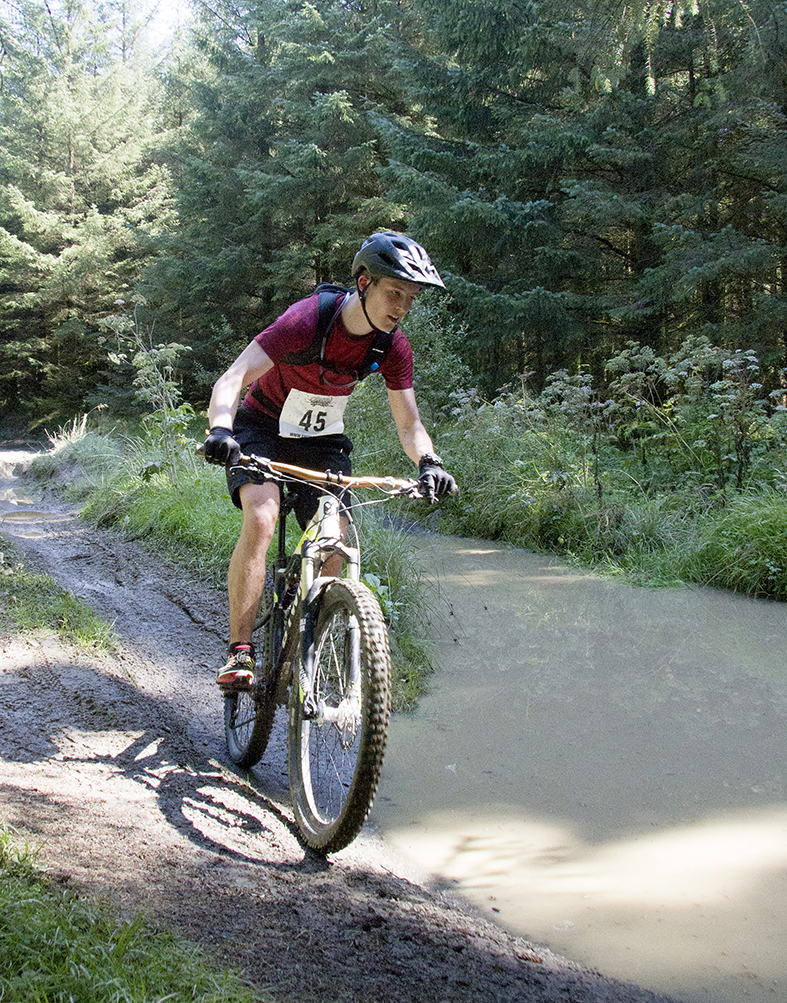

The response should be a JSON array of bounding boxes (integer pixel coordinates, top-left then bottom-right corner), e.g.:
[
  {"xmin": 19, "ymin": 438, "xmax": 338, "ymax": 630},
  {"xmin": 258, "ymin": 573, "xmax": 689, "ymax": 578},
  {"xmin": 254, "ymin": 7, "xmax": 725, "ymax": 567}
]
[
  {"xmin": 26, "ymin": 419, "xmax": 128, "ymax": 503},
  {"xmin": 82, "ymin": 462, "xmax": 242, "ymax": 590},
  {"xmin": 0, "ymin": 540, "xmax": 118, "ymax": 651},
  {"xmin": 416, "ymin": 385, "xmax": 787, "ymax": 602},
  {"xmin": 0, "ymin": 826, "xmax": 268, "ymax": 1003},
  {"xmin": 672, "ymin": 491, "xmax": 787, "ymax": 598}
]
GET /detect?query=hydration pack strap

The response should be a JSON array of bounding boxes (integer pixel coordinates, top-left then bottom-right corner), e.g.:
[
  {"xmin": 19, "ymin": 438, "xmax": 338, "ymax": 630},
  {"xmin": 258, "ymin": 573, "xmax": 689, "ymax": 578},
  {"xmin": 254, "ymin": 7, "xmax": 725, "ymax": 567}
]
[{"xmin": 281, "ymin": 286, "xmax": 393, "ymax": 380}]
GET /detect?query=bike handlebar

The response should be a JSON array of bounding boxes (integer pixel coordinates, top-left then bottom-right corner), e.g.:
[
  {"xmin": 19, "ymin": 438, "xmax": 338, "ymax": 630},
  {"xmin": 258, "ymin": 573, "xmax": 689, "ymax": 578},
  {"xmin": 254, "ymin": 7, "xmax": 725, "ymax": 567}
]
[
  {"xmin": 196, "ymin": 443, "xmax": 424, "ymax": 497},
  {"xmin": 239, "ymin": 453, "xmax": 422, "ymax": 495}
]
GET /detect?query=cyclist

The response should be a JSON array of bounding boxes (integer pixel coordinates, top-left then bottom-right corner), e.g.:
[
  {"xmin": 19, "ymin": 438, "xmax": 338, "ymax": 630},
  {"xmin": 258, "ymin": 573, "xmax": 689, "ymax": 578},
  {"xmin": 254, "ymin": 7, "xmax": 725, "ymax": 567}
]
[{"xmin": 203, "ymin": 232, "xmax": 457, "ymax": 689}]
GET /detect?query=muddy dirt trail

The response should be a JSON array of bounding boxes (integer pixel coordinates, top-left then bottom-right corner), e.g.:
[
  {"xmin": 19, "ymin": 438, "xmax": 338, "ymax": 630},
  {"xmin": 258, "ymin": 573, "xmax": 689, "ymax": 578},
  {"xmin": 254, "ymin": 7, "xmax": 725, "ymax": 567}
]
[{"xmin": 0, "ymin": 448, "xmax": 677, "ymax": 1003}]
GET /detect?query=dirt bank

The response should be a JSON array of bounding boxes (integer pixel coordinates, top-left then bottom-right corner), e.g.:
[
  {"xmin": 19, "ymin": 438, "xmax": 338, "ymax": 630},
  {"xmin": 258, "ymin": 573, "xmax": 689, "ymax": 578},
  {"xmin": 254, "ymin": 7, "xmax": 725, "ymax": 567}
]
[{"xmin": 0, "ymin": 450, "xmax": 678, "ymax": 1003}]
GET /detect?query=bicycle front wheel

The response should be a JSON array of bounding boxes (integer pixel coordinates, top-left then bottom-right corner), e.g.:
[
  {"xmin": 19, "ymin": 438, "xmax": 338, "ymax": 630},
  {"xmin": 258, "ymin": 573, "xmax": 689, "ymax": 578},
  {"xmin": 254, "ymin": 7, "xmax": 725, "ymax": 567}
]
[
  {"xmin": 288, "ymin": 579, "xmax": 391, "ymax": 853},
  {"xmin": 225, "ymin": 568, "xmax": 278, "ymax": 769}
]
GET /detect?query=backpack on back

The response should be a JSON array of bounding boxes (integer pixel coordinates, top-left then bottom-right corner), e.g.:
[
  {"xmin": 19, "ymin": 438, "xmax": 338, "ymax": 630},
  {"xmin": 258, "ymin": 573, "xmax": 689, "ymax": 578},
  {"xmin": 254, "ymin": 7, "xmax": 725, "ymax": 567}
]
[{"xmin": 280, "ymin": 283, "xmax": 393, "ymax": 381}]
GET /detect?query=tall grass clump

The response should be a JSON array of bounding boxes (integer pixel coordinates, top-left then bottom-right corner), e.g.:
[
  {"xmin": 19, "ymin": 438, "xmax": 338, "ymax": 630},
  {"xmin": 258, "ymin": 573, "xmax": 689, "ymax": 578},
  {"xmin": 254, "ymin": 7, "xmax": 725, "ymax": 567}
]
[
  {"xmin": 674, "ymin": 491, "xmax": 787, "ymax": 599},
  {"xmin": 432, "ymin": 383, "xmax": 594, "ymax": 546},
  {"xmin": 26, "ymin": 409, "xmax": 127, "ymax": 502},
  {"xmin": 0, "ymin": 825, "xmax": 268, "ymax": 1003},
  {"xmin": 81, "ymin": 460, "xmax": 242, "ymax": 589}
]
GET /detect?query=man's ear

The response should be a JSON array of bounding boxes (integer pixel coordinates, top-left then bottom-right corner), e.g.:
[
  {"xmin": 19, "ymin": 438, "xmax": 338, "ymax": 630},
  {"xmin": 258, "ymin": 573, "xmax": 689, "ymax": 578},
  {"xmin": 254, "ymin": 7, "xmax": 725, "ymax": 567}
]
[{"xmin": 357, "ymin": 273, "xmax": 373, "ymax": 295}]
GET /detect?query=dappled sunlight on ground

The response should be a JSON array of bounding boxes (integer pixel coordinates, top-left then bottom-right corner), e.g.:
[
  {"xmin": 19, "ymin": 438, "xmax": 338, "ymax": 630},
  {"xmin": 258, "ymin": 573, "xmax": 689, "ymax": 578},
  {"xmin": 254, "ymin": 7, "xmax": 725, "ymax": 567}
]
[{"xmin": 392, "ymin": 806, "xmax": 787, "ymax": 908}]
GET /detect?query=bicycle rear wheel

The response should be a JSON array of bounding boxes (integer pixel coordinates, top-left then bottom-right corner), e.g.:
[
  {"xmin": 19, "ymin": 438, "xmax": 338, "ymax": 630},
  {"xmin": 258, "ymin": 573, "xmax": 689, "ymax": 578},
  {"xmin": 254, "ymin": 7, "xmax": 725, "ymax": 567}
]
[
  {"xmin": 224, "ymin": 568, "xmax": 279, "ymax": 769},
  {"xmin": 288, "ymin": 579, "xmax": 391, "ymax": 853}
]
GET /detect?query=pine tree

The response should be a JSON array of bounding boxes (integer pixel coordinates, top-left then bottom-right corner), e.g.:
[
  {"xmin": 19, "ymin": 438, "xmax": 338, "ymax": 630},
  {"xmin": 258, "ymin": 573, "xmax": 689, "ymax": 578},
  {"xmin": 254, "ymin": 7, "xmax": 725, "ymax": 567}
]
[
  {"xmin": 140, "ymin": 0, "xmax": 415, "ymax": 392},
  {"xmin": 0, "ymin": 0, "xmax": 175, "ymax": 420},
  {"xmin": 375, "ymin": 0, "xmax": 787, "ymax": 390}
]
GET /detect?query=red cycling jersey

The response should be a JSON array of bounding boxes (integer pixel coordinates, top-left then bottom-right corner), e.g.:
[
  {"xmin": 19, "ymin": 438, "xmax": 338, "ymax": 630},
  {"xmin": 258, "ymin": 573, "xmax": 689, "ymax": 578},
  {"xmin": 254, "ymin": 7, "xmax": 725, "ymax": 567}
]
[{"xmin": 242, "ymin": 292, "xmax": 414, "ymax": 420}]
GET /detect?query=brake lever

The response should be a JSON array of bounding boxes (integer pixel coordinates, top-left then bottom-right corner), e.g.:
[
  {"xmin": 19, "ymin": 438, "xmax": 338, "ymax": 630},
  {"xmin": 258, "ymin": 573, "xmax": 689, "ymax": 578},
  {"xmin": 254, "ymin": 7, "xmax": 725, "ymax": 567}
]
[{"xmin": 231, "ymin": 453, "xmax": 275, "ymax": 479}]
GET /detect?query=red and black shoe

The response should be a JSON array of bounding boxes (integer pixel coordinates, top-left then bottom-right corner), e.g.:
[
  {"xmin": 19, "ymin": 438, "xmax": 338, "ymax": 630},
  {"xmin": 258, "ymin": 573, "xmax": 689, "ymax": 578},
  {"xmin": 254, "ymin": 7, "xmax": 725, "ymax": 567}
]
[{"xmin": 216, "ymin": 643, "xmax": 256, "ymax": 690}]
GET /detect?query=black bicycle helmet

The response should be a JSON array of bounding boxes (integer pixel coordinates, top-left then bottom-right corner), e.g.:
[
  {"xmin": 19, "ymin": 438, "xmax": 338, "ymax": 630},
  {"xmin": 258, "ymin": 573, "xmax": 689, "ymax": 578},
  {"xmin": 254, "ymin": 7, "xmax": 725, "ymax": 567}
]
[{"xmin": 352, "ymin": 232, "xmax": 445, "ymax": 289}]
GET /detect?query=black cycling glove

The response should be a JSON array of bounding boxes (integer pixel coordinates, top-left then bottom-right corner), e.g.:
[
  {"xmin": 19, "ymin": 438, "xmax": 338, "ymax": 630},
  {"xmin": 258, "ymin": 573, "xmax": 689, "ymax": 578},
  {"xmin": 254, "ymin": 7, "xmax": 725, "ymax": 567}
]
[
  {"xmin": 418, "ymin": 453, "xmax": 457, "ymax": 502},
  {"xmin": 204, "ymin": 426, "xmax": 242, "ymax": 467}
]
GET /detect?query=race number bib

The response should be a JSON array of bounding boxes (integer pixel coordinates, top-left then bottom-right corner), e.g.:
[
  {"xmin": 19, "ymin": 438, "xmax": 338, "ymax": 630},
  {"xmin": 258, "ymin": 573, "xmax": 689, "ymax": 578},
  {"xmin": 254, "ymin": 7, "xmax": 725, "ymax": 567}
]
[{"xmin": 279, "ymin": 388, "xmax": 349, "ymax": 438}]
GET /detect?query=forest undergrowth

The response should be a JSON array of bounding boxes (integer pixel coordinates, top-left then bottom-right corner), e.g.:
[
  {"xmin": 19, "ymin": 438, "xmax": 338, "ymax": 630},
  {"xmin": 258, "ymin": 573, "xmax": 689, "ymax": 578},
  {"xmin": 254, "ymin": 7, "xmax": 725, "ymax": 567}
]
[{"xmin": 340, "ymin": 308, "xmax": 787, "ymax": 604}]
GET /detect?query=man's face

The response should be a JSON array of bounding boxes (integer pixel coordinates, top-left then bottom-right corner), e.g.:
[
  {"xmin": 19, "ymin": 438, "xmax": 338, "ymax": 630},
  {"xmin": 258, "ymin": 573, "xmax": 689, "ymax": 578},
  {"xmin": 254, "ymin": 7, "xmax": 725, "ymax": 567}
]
[{"xmin": 362, "ymin": 276, "xmax": 422, "ymax": 331}]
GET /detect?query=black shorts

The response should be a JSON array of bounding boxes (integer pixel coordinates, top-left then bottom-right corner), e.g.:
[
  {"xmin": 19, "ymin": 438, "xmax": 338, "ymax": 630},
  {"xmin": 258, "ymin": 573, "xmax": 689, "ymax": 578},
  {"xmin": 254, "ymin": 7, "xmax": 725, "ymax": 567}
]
[{"xmin": 227, "ymin": 407, "xmax": 353, "ymax": 528}]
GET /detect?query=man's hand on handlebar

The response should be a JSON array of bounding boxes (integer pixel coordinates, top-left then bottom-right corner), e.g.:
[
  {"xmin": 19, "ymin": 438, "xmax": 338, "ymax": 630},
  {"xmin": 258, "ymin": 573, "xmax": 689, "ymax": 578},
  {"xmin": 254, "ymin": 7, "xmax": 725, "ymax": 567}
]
[
  {"xmin": 203, "ymin": 426, "xmax": 242, "ymax": 467},
  {"xmin": 418, "ymin": 453, "xmax": 457, "ymax": 503}
]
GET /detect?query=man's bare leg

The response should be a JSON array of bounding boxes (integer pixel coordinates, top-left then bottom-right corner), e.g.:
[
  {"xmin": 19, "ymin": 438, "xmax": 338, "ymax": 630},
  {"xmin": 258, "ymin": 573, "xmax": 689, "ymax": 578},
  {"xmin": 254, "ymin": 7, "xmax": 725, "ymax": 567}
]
[
  {"xmin": 218, "ymin": 481, "xmax": 279, "ymax": 688},
  {"xmin": 228, "ymin": 480, "xmax": 280, "ymax": 642}
]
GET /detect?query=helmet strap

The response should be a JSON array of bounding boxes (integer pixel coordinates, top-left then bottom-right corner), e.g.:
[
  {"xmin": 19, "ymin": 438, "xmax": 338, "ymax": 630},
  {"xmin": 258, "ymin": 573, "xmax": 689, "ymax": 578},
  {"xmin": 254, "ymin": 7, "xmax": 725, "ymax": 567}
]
[{"xmin": 357, "ymin": 275, "xmax": 397, "ymax": 335}]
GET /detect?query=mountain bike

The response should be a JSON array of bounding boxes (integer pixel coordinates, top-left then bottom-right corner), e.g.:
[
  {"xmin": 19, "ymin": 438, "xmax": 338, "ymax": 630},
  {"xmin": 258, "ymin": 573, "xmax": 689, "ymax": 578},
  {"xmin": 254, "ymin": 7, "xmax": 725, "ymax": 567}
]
[{"xmin": 220, "ymin": 453, "xmax": 425, "ymax": 854}]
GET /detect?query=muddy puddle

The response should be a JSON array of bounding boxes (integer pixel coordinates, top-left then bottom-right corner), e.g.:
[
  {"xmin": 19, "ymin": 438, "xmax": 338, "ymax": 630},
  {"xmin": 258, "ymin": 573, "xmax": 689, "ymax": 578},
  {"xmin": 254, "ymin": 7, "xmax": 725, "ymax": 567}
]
[
  {"xmin": 373, "ymin": 535, "xmax": 787, "ymax": 1003},
  {"xmin": 0, "ymin": 450, "xmax": 55, "ymax": 538}
]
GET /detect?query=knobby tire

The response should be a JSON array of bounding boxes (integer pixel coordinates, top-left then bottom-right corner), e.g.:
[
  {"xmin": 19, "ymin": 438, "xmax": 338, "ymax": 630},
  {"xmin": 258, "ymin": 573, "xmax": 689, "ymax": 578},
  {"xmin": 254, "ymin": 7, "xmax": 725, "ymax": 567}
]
[
  {"xmin": 288, "ymin": 579, "xmax": 391, "ymax": 854},
  {"xmin": 224, "ymin": 568, "xmax": 279, "ymax": 769}
]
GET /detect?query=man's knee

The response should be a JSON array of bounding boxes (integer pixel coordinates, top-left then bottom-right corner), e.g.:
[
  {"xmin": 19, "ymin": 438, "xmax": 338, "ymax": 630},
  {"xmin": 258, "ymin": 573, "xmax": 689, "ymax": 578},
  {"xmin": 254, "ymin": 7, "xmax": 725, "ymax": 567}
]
[{"xmin": 238, "ymin": 481, "xmax": 279, "ymax": 541}]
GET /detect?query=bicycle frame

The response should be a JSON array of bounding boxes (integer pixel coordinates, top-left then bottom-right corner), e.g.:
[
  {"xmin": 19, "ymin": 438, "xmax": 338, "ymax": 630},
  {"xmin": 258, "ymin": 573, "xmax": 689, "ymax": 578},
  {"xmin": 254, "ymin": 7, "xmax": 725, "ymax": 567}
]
[
  {"xmin": 272, "ymin": 491, "xmax": 359, "ymax": 718},
  {"xmin": 209, "ymin": 447, "xmax": 433, "ymax": 850},
  {"xmin": 234, "ymin": 453, "xmax": 421, "ymax": 716}
]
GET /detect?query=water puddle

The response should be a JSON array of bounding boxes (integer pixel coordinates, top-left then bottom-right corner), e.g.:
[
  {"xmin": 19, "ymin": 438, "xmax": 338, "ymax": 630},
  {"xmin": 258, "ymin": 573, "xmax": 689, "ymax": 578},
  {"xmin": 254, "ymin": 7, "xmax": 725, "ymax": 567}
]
[
  {"xmin": 373, "ymin": 535, "xmax": 787, "ymax": 1003},
  {"xmin": 1, "ymin": 510, "xmax": 71, "ymax": 523},
  {"xmin": 0, "ymin": 451, "xmax": 72, "ymax": 534}
]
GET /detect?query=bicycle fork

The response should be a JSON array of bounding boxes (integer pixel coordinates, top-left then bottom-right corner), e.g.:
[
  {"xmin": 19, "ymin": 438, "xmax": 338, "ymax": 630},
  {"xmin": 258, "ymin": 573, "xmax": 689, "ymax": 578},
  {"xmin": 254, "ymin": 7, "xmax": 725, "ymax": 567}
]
[{"xmin": 297, "ymin": 496, "xmax": 361, "ymax": 724}]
